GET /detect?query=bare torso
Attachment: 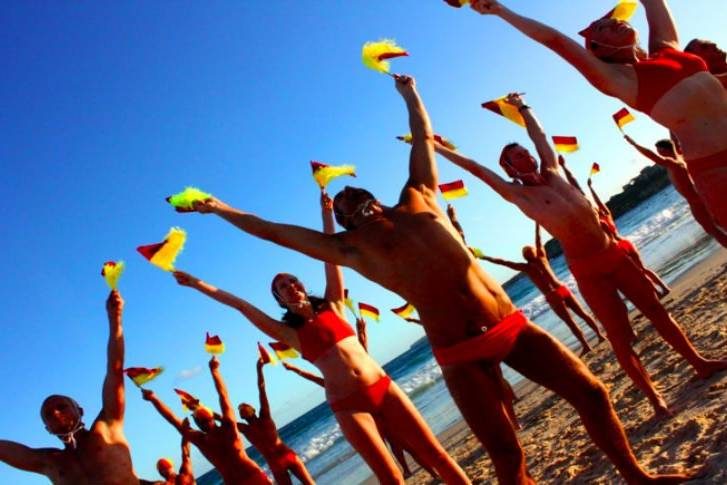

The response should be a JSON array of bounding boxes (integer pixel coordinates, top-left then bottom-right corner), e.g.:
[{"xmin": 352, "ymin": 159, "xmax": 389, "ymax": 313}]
[
  {"xmin": 525, "ymin": 256, "xmax": 562, "ymax": 294},
  {"xmin": 41, "ymin": 419, "xmax": 138, "ymax": 485},
  {"xmin": 189, "ymin": 424, "xmax": 261, "ymax": 483},
  {"xmin": 341, "ymin": 188, "xmax": 515, "ymax": 348}
]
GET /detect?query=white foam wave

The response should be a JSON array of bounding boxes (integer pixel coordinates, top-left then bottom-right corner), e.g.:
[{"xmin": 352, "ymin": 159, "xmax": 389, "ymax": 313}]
[{"xmin": 299, "ymin": 422, "xmax": 343, "ymax": 461}]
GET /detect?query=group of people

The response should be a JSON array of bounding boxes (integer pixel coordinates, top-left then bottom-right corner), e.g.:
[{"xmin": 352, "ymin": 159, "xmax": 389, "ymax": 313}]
[{"xmin": 2, "ymin": 0, "xmax": 726, "ymax": 484}]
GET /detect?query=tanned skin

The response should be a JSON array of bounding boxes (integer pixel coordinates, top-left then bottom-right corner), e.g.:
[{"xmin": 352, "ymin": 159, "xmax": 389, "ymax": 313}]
[
  {"xmin": 435, "ymin": 92, "xmax": 726, "ymax": 424},
  {"xmin": 156, "ymin": 435, "xmax": 195, "ymax": 485},
  {"xmin": 624, "ymin": 134, "xmax": 727, "ymax": 245},
  {"xmin": 685, "ymin": 38, "xmax": 727, "ymax": 88},
  {"xmin": 178, "ymin": 76, "xmax": 686, "ymax": 484},
  {"xmin": 142, "ymin": 357, "xmax": 270, "ymax": 485},
  {"xmin": 465, "ymin": 0, "xmax": 727, "ymax": 230},
  {"xmin": 0, "ymin": 290, "xmax": 141, "ymax": 484},
  {"xmin": 233, "ymin": 358, "xmax": 313, "ymax": 485}
]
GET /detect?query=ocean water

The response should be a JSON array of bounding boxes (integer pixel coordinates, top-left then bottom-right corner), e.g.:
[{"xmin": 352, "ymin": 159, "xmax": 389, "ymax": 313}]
[{"xmin": 198, "ymin": 185, "xmax": 722, "ymax": 485}]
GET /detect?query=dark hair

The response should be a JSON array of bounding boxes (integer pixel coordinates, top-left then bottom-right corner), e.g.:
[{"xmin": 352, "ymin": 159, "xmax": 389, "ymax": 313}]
[
  {"xmin": 332, "ymin": 188, "xmax": 375, "ymax": 229},
  {"xmin": 655, "ymin": 139, "xmax": 675, "ymax": 151},
  {"xmin": 280, "ymin": 296, "xmax": 328, "ymax": 328},
  {"xmin": 499, "ymin": 142, "xmax": 520, "ymax": 167},
  {"xmin": 684, "ymin": 38, "xmax": 703, "ymax": 53}
]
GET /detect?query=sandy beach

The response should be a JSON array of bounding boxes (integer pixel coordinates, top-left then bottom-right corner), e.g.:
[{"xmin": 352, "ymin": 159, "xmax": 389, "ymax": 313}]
[{"xmin": 396, "ymin": 248, "xmax": 727, "ymax": 484}]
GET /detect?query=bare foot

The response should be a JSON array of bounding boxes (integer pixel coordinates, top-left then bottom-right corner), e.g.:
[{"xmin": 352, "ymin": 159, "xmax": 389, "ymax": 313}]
[
  {"xmin": 650, "ymin": 397, "xmax": 672, "ymax": 419},
  {"xmin": 696, "ymin": 358, "xmax": 727, "ymax": 379}
]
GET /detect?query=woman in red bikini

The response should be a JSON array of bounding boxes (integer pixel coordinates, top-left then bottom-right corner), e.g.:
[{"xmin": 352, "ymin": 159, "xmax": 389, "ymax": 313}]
[
  {"xmin": 453, "ymin": 0, "xmax": 727, "ymax": 232},
  {"xmin": 171, "ymin": 193, "xmax": 469, "ymax": 485}
]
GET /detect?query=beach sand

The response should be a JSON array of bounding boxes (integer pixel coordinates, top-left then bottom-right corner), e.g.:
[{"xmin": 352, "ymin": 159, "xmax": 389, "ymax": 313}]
[{"xmin": 400, "ymin": 248, "xmax": 727, "ymax": 484}]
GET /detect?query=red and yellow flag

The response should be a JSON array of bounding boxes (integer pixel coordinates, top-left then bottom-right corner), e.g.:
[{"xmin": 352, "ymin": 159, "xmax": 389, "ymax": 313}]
[
  {"xmin": 174, "ymin": 388, "xmax": 200, "ymax": 412},
  {"xmin": 269, "ymin": 341, "xmax": 299, "ymax": 361},
  {"xmin": 612, "ymin": 107, "xmax": 635, "ymax": 130},
  {"xmin": 605, "ymin": 0, "xmax": 638, "ymax": 21},
  {"xmin": 443, "ymin": 0, "xmax": 469, "ymax": 7},
  {"xmin": 101, "ymin": 261, "xmax": 125, "ymax": 290},
  {"xmin": 258, "ymin": 342, "xmax": 277, "ymax": 365},
  {"xmin": 137, "ymin": 227, "xmax": 186, "ymax": 272},
  {"xmin": 439, "ymin": 180, "xmax": 469, "ymax": 201},
  {"xmin": 397, "ymin": 133, "xmax": 457, "ymax": 150},
  {"xmin": 310, "ymin": 161, "xmax": 356, "ymax": 189},
  {"xmin": 362, "ymin": 39, "xmax": 409, "ymax": 74},
  {"xmin": 124, "ymin": 367, "xmax": 164, "ymax": 387},
  {"xmin": 590, "ymin": 163, "xmax": 601, "ymax": 177},
  {"xmin": 481, "ymin": 97, "xmax": 526, "ymax": 127},
  {"xmin": 358, "ymin": 302, "xmax": 380, "ymax": 322},
  {"xmin": 391, "ymin": 302, "xmax": 416, "ymax": 319},
  {"xmin": 166, "ymin": 187, "xmax": 212, "ymax": 211},
  {"xmin": 552, "ymin": 136, "xmax": 579, "ymax": 153},
  {"xmin": 205, "ymin": 333, "xmax": 225, "ymax": 355},
  {"xmin": 343, "ymin": 289, "xmax": 358, "ymax": 319}
]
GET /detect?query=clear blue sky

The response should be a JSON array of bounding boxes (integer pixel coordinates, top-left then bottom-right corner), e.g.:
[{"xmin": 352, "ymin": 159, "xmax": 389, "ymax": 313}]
[{"xmin": 1, "ymin": 1, "xmax": 723, "ymax": 482}]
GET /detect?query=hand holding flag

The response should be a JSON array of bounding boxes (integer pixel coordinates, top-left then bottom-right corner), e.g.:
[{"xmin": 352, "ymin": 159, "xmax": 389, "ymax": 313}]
[
  {"xmin": 398, "ymin": 133, "xmax": 457, "ymax": 150},
  {"xmin": 101, "ymin": 261, "xmax": 125, "ymax": 290},
  {"xmin": 166, "ymin": 187, "xmax": 213, "ymax": 212},
  {"xmin": 362, "ymin": 39, "xmax": 409, "ymax": 75},
  {"xmin": 482, "ymin": 95, "xmax": 526, "ymax": 127}
]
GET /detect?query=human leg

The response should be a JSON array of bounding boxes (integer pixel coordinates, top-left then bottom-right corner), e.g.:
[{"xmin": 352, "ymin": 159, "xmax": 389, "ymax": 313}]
[
  {"xmin": 546, "ymin": 293, "xmax": 592, "ymax": 354},
  {"xmin": 564, "ymin": 294, "xmax": 606, "ymax": 341}
]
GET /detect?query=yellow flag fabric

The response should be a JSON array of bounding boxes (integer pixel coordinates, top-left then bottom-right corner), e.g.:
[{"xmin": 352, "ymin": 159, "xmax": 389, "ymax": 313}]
[
  {"xmin": 610, "ymin": 0, "xmax": 638, "ymax": 21},
  {"xmin": 125, "ymin": 367, "xmax": 164, "ymax": 386},
  {"xmin": 481, "ymin": 97, "xmax": 526, "ymax": 127},
  {"xmin": 310, "ymin": 162, "xmax": 356, "ymax": 189},
  {"xmin": 166, "ymin": 187, "xmax": 212, "ymax": 211},
  {"xmin": 101, "ymin": 261, "xmax": 125, "ymax": 290},
  {"xmin": 362, "ymin": 39, "xmax": 408, "ymax": 73},
  {"xmin": 137, "ymin": 227, "xmax": 186, "ymax": 272}
]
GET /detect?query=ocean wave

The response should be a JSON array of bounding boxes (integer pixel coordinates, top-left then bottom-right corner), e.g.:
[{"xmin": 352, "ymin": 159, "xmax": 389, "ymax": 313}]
[
  {"xmin": 398, "ymin": 359, "xmax": 442, "ymax": 398},
  {"xmin": 298, "ymin": 422, "xmax": 344, "ymax": 462}
]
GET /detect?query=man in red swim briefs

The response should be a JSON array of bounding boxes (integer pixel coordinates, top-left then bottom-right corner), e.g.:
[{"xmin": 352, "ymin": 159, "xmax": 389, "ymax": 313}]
[
  {"xmin": 181, "ymin": 75, "xmax": 689, "ymax": 483},
  {"xmin": 434, "ymin": 92, "xmax": 727, "ymax": 420}
]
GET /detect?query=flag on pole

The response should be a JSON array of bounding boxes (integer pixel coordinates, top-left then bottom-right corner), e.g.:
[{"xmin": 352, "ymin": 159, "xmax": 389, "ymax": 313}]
[
  {"xmin": 269, "ymin": 342, "xmax": 299, "ymax": 360},
  {"xmin": 552, "ymin": 136, "xmax": 579, "ymax": 153},
  {"xmin": 481, "ymin": 97, "xmax": 526, "ymax": 127},
  {"xmin": 391, "ymin": 302, "xmax": 416, "ymax": 319},
  {"xmin": 358, "ymin": 302, "xmax": 380, "ymax": 322},
  {"xmin": 612, "ymin": 108, "xmax": 635, "ymax": 130},
  {"xmin": 174, "ymin": 388, "xmax": 200, "ymax": 412},
  {"xmin": 343, "ymin": 289, "xmax": 358, "ymax": 319},
  {"xmin": 124, "ymin": 367, "xmax": 164, "ymax": 387},
  {"xmin": 439, "ymin": 180, "xmax": 469, "ymax": 201},
  {"xmin": 362, "ymin": 39, "xmax": 409, "ymax": 74},
  {"xmin": 137, "ymin": 227, "xmax": 186, "ymax": 271},
  {"xmin": 101, "ymin": 261, "xmax": 125, "ymax": 289},
  {"xmin": 310, "ymin": 161, "xmax": 356, "ymax": 189},
  {"xmin": 205, "ymin": 333, "xmax": 225, "ymax": 355},
  {"xmin": 590, "ymin": 163, "xmax": 601, "ymax": 177}
]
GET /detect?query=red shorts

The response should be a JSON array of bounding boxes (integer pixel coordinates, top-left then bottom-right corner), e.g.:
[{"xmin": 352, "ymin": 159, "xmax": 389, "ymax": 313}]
[
  {"xmin": 267, "ymin": 447, "xmax": 300, "ymax": 474},
  {"xmin": 432, "ymin": 311, "xmax": 528, "ymax": 366},
  {"xmin": 329, "ymin": 375, "xmax": 392, "ymax": 414},
  {"xmin": 549, "ymin": 284, "xmax": 572, "ymax": 300},
  {"xmin": 566, "ymin": 241, "xmax": 631, "ymax": 279}
]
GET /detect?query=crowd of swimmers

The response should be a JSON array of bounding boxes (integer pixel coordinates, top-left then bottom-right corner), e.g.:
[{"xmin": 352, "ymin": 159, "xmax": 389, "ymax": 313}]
[{"xmin": 1, "ymin": 1, "xmax": 726, "ymax": 483}]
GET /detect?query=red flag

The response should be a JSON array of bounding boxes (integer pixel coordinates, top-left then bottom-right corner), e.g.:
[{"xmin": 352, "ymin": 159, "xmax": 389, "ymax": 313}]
[
  {"xmin": 205, "ymin": 333, "xmax": 225, "ymax": 355},
  {"xmin": 174, "ymin": 388, "xmax": 200, "ymax": 411}
]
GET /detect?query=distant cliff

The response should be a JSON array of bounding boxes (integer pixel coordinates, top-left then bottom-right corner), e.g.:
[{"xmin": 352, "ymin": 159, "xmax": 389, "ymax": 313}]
[{"xmin": 502, "ymin": 164, "xmax": 671, "ymax": 290}]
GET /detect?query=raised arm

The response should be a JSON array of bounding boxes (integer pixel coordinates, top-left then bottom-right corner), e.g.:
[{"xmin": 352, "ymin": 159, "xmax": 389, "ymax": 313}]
[
  {"xmin": 355, "ymin": 317, "xmax": 368, "ymax": 353},
  {"xmin": 397, "ymin": 75, "xmax": 438, "ymax": 201},
  {"xmin": 209, "ymin": 357, "xmax": 236, "ymax": 426},
  {"xmin": 142, "ymin": 390, "xmax": 185, "ymax": 433},
  {"xmin": 446, "ymin": 204, "xmax": 467, "ymax": 244},
  {"xmin": 641, "ymin": 0, "xmax": 679, "ymax": 52},
  {"xmin": 179, "ymin": 431, "xmax": 194, "ymax": 478},
  {"xmin": 282, "ymin": 362, "xmax": 325, "ymax": 387},
  {"xmin": 320, "ymin": 192, "xmax": 345, "ymax": 311},
  {"xmin": 185, "ymin": 198, "xmax": 358, "ymax": 268},
  {"xmin": 535, "ymin": 223, "xmax": 545, "ymax": 257},
  {"xmin": 256, "ymin": 358, "xmax": 271, "ymax": 420},
  {"xmin": 587, "ymin": 179, "xmax": 610, "ymax": 215},
  {"xmin": 0, "ymin": 441, "xmax": 49, "ymax": 475},
  {"xmin": 173, "ymin": 271, "xmax": 296, "ymax": 344},
  {"xmin": 623, "ymin": 134, "xmax": 672, "ymax": 167},
  {"xmin": 433, "ymin": 141, "xmax": 520, "ymax": 202},
  {"xmin": 478, "ymin": 254, "xmax": 528, "ymax": 272},
  {"xmin": 557, "ymin": 155, "xmax": 586, "ymax": 195},
  {"xmin": 470, "ymin": 0, "xmax": 627, "ymax": 96},
  {"xmin": 507, "ymin": 94, "xmax": 558, "ymax": 173},
  {"xmin": 101, "ymin": 290, "xmax": 125, "ymax": 424}
]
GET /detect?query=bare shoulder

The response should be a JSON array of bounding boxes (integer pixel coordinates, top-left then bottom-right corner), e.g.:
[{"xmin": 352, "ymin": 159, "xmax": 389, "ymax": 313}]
[{"xmin": 398, "ymin": 185, "xmax": 440, "ymax": 213}]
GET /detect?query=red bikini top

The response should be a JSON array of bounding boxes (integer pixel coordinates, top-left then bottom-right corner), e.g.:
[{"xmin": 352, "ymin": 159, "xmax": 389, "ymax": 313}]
[
  {"xmin": 296, "ymin": 308, "xmax": 356, "ymax": 363},
  {"xmin": 634, "ymin": 47, "xmax": 708, "ymax": 113}
]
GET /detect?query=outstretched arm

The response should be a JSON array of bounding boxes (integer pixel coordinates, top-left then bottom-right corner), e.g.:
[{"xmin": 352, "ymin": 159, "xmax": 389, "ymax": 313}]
[
  {"xmin": 397, "ymin": 75, "xmax": 438, "ymax": 202},
  {"xmin": 507, "ymin": 94, "xmax": 558, "ymax": 173},
  {"xmin": 478, "ymin": 254, "xmax": 528, "ymax": 272},
  {"xmin": 209, "ymin": 357, "xmax": 237, "ymax": 427},
  {"xmin": 446, "ymin": 204, "xmax": 467, "ymax": 244},
  {"xmin": 102, "ymin": 290, "xmax": 125, "ymax": 424},
  {"xmin": 282, "ymin": 362, "xmax": 325, "ymax": 387},
  {"xmin": 470, "ymin": 1, "xmax": 627, "ymax": 96},
  {"xmin": 185, "ymin": 198, "xmax": 358, "ymax": 268},
  {"xmin": 0, "ymin": 441, "xmax": 49, "ymax": 475},
  {"xmin": 355, "ymin": 317, "xmax": 368, "ymax": 353},
  {"xmin": 142, "ymin": 390, "xmax": 185, "ymax": 433},
  {"xmin": 320, "ymin": 192, "xmax": 346, "ymax": 312},
  {"xmin": 433, "ymin": 141, "xmax": 520, "ymax": 202},
  {"xmin": 623, "ymin": 135, "xmax": 673, "ymax": 167},
  {"xmin": 173, "ymin": 271, "xmax": 296, "ymax": 344},
  {"xmin": 641, "ymin": 0, "xmax": 679, "ymax": 52},
  {"xmin": 557, "ymin": 155, "xmax": 586, "ymax": 195},
  {"xmin": 535, "ymin": 224, "xmax": 545, "ymax": 257},
  {"xmin": 256, "ymin": 358, "xmax": 272, "ymax": 420},
  {"xmin": 587, "ymin": 179, "xmax": 610, "ymax": 215}
]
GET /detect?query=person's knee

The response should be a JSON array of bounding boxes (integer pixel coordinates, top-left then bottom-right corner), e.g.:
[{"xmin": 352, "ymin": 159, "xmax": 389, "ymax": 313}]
[{"xmin": 573, "ymin": 377, "xmax": 610, "ymax": 409}]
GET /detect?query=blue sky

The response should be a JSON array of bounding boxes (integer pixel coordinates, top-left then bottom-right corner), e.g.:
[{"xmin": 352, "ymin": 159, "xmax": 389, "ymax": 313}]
[{"xmin": 1, "ymin": 1, "xmax": 724, "ymax": 482}]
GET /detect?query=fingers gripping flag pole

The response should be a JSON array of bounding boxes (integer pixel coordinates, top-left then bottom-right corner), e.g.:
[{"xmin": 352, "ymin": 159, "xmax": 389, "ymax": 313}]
[{"xmin": 482, "ymin": 96, "xmax": 526, "ymax": 127}]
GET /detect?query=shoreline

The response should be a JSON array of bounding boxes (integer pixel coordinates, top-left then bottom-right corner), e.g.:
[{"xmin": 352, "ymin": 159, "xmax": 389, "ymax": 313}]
[{"xmin": 366, "ymin": 248, "xmax": 727, "ymax": 484}]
